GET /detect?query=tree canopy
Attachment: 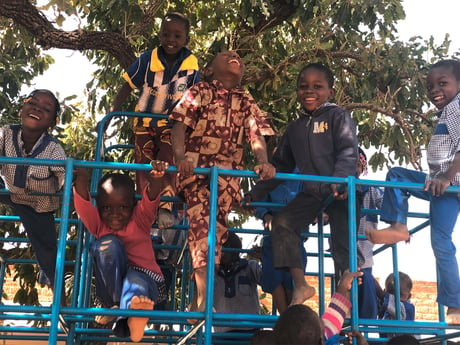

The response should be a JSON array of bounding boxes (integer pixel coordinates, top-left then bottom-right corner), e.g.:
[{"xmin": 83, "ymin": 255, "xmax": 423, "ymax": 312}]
[{"xmin": 1, "ymin": 0, "xmax": 458, "ymax": 170}]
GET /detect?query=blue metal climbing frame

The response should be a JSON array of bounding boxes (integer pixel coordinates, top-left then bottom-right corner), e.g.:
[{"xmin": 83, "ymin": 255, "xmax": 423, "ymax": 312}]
[{"xmin": 0, "ymin": 111, "xmax": 458, "ymax": 344}]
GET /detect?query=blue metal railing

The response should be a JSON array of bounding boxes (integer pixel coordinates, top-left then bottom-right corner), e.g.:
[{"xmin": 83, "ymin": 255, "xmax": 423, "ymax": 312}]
[{"xmin": 0, "ymin": 111, "xmax": 459, "ymax": 344}]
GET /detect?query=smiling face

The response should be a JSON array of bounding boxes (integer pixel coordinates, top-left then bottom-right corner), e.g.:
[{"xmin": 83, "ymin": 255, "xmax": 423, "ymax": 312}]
[
  {"xmin": 296, "ymin": 67, "xmax": 335, "ymax": 113},
  {"xmin": 159, "ymin": 17, "xmax": 189, "ymax": 58},
  {"xmin": 426, "ymin": 65, "xmax": 460, "ymax": 109},
  {"xmin": 205, "ymin": 51, "xmax": 246, "ymax": 87},
  {"xmin": 97, "ymin": 182, "xmax": 135, "ymax": 231},
  {"xmin": 20, "ymin": 91, "xmax": 58, "ymax": 133}
]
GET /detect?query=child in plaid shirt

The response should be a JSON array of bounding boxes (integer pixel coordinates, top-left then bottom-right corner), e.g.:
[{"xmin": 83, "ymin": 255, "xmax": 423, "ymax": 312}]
[
  {"xmin": 0, "ymin": 89, "xmax": 66, "ymax": 290},
  {"xmin": 366, "ymin": 59, "xmax": 460, "ymax": 324}
]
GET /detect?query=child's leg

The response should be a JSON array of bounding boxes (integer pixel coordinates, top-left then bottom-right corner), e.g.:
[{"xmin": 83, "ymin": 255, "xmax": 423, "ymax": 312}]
[
  {"xmin": 154, "ymin": 126, "xmax": 177, "ymax": 229},
  {"xmin": 271, "ymin": 285, "xmax": 289, "ymax": 314},
  {"xmin": 261, "ymin": 235, "xmax": 288, "ymax": 313},
  {"xmin": 127, "ymin": 295, "xmax": 155, "ymax": 342},
  {"xmin": 117, "ymin": 269, "xmax": 159, "ymax": 342},
  {"xmin": 365, "ymin": 167, "xmax": 429, "ymax": 244},
  {"xmin": 271, "ymin": 192, "xmax": 319, "ymax": 305},
  {"xmin": 10, "ymin": 203, "xmax": 58, "ymax": 287},
  {"xmin": 327, "ymin": 197, "xmax": 361, "ymax": 281},
  {"xmin": 134, "ymin": 130, "xmax": 155, "ymax": 193},
  {"xmin": 183, "ymin": 179, "xmax": 230, "ymax": 313},
  {"xmin": 430, "ymin": 194, "xmax": 460, "ymax": 324},
  {"xmin": 90, "ymin": 235, "xmax": 128, "ymax": 323}
]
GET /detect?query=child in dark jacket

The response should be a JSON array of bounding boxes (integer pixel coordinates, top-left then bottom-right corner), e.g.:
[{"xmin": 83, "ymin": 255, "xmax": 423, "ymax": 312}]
[{"xmin": 245, "ymin": 63, "xmax": 361, "ymax": 306}]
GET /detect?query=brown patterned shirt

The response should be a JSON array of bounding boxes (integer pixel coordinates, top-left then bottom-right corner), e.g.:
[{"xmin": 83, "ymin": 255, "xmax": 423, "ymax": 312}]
[{"xmin": 169, "ymin": 80, "xmax": 274, "ymax": 171}]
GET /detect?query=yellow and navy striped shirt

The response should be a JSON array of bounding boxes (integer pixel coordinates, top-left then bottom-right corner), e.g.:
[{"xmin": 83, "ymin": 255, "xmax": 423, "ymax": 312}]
[{"xmin": 123, "ymin": 46, "xmax": 200, "ymax": 129}]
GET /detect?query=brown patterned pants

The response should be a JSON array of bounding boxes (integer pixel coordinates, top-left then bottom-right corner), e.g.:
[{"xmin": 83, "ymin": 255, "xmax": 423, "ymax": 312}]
[
  {"xmin": 180, "ymin": 175, "xmax": 241, "ymax": 269},
  {"xmin": 134, "ymin": 126, "xmax": 176, "ymax": 211}
]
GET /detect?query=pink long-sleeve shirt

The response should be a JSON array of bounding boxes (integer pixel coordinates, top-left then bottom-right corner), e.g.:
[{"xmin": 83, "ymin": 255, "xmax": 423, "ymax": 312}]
[{"xmin": 73, "ymin": 187, "xmax": 163, "ymax": 276}]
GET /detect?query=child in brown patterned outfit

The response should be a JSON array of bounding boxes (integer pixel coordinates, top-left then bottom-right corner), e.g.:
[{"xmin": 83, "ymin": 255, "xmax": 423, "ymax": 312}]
[{"xmin": 169, "ymin": 51, "xmax": 275, "ymax": 316}]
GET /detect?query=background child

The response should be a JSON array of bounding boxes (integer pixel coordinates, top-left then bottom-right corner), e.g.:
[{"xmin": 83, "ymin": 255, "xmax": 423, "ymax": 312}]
[
  {"xmin": 110, "ymin": 12, "xmax": 199, "ymax": 229},
  {"xmin": 245, "ymin": 63, "xmax": 360, "ymax": 306},
  {"xmin": 378, "ymin": 271, "xmax": 415, "ymax": 321},
  {"xmin": 169, "ymin": 50, "xmax": 275, "ymax": 315},
  {"xmin": 73, "ymin": 160, "xmax": 168, "ymax": 342},
  {"xmin": 378, "ymin": 272, "xmax": 415, "ymax": 342},
  {"xmin": 213, "ymin": 232, "xmax": 261, "ymax": 343},
  {"xmin": 365, "ymin": 59, "xmax": 460, "ymax": 324},
  {"xmin": 0, "ymin": 89, "xmax": 65, "ymax": 293}
]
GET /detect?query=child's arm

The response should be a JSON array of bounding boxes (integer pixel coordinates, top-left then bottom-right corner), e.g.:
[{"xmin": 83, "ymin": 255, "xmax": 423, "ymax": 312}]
[
  {"xmin": 322, "ymin": 270, "xmax": 363, "ymax": 340},
  {"xmin": 73, "ymin": 168, "xmax": 91, "ymax": 201},
  {"xmin": 109, "ymin": 82, "xmax": 132, "ymax": 112},
  {"xmin": 171, "ymin": 121, "xmax": 195, "ymax": 178},
  {"xmin": 425, "ymin": 151, "xmax": 460, "ymax": 196},
  {"xmin": 336, "ymin": 270, "xmax": 363, "ymax": 301},
  {"xmin": 146, "ymin": 160, "xmax": 169, "ymax": 201},
  {"xmin": 250, "ymin": 135, "xmax": 275, "ymax": 180}
]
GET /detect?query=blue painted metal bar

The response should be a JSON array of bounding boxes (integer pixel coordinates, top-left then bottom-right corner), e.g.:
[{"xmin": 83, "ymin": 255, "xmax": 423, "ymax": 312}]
[
  {"xmin": 347, "ymin": 175, "xmax": 359, "ymax": 337},
  {"xmin": 203, "ymin": 165, "xmax": 219, "ymax": 345},
  {"xmin": 49, "ymin": 157, "xmax": 75, "ymax": 343}
]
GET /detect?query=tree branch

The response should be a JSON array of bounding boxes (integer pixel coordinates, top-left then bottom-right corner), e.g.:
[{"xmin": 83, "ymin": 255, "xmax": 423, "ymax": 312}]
[
  {"xmin": 129, "ymin": 0, "xmax": 164, "ymax": 39},
  {"xmin": 0, "ymin": 0, "xmax": 136, "ymax": 69}
]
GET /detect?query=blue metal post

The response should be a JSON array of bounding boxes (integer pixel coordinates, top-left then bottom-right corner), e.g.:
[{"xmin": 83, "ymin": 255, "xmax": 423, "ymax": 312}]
[
  {"xmin": 203, "ymin": 166, "xmax": 219, "ymax": 345},
  {"xmin": 49, "ymin": 158, "xmax": 75, "ymax": 344}
]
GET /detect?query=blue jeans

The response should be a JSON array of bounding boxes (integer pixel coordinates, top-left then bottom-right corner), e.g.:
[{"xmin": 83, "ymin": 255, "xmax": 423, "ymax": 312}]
[
  {"xmin": 358, "ymin": 267, "xmax": 378, "ymax": 319},
  {"xmin": 381, "ymin": 167, "xmax": 460, "ymax": 307},
  {"xmin": 90, "ymin": 235, "xmax": 159, "ymax": 337},
  {"xmin": 0, "ymin": 184, "xmax": 57, "ymax": 287}
]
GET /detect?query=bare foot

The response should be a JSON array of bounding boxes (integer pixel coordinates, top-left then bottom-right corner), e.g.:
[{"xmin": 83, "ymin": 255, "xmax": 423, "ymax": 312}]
[
  {"xmin": 365, "ymin": 223, "xmax": 409, "ymax": 244},
  {"xmin": 127, "ymin": 295, "xmax": 154, "ymax": 342},
  {"xmin": 289, "ymin": 284, "xmax": 316, "ymax": 306},
  {"xmin": 446, "ymin": 307, "xmax": 460, "ymax": 324},
  {"xmin": 187, "ymin": 299, "xmax": 206, "ymax": 324},
  {"xmin": 95, "ymin": 305, "xmax": 119, "ymax": 325}
]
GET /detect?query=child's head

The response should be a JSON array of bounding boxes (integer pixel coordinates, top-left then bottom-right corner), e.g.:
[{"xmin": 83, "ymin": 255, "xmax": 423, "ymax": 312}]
[
  {"xmin": 296, "ymin": 63, "xmax": 335, "ymax": 113},
  {"xmin": 20, "ymin": 89, "xmax": 61, "ymax": 132},
  {"xmin": 386, "ymin": 335, "xmax": 420, "ymax": 345},
  {"xmin": 426, "ymin": 59, "xmax": 460, "ymax": 110},
  {"xmin": 358, "ymin": 147, "xmax": 368, "ymax": 176},
  {"xmin": 159, "ymin": 12, "xmax": 190, "ymax": 57},
  {"xmin": 385, "ymin": 271, "xmax": 413, "ymax": 301},
  {"xmin": 203, "ymin": 51, "xmax": 245, "ymax": 86},
  {"xmin": 220, "ymin": 232, "xmax": 242, "ymax": 267},
  {"xmin": 96, "ymin": 173, "xmax": 136, "ymax": 231},
  {"xmin": 250, "ymin": 329, "xmax": 274, "ymax": 345},
  {"xmin": 273, "ymin": 304, "xmax": 323, "ymax": 345}
]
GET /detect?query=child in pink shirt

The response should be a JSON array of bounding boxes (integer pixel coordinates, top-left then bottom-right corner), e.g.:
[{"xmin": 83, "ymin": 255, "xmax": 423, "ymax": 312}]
[{"xmin": 73, "ymin": 160, "xmax": 169, "ymax": 342}]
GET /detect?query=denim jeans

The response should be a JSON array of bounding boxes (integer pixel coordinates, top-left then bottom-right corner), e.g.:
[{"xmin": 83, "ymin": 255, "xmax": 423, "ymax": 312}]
[
  {"xmin": 380, "ymin": 167, "xmax": 460, "ymax": 307},
  {"xmin": 90, "ymin": 235, "xmax": 159, "ymax": 338}
]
